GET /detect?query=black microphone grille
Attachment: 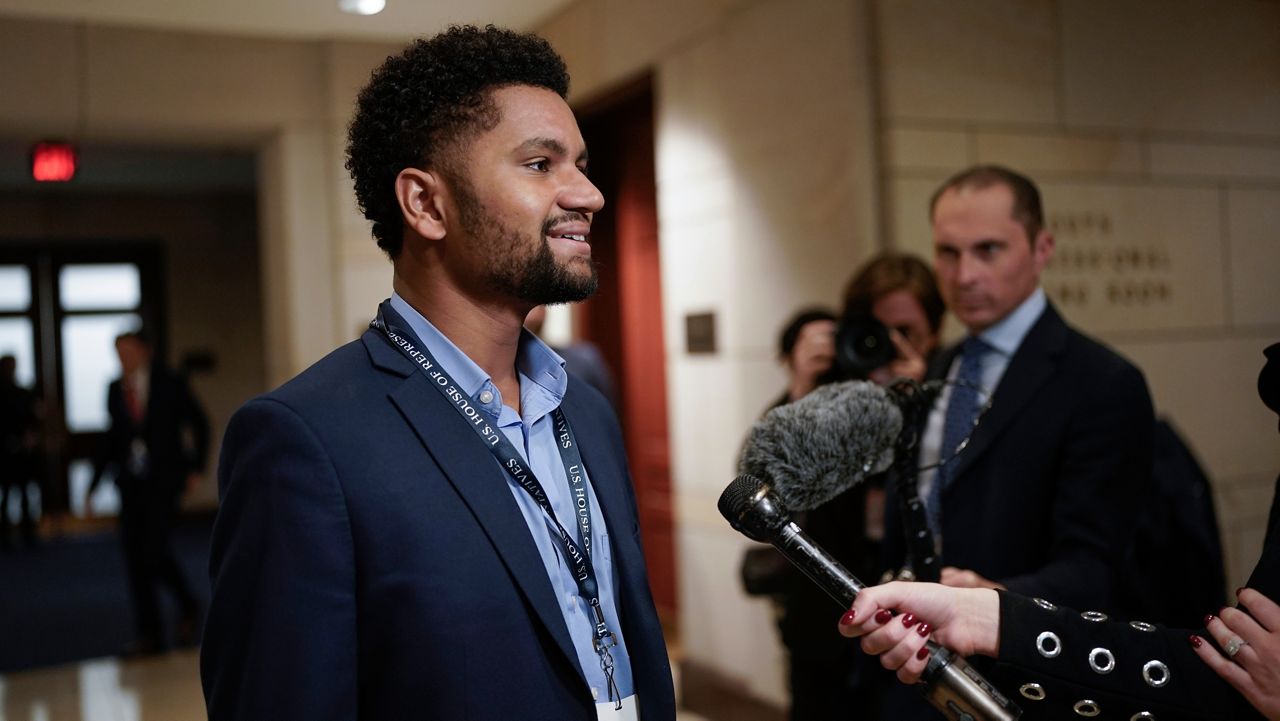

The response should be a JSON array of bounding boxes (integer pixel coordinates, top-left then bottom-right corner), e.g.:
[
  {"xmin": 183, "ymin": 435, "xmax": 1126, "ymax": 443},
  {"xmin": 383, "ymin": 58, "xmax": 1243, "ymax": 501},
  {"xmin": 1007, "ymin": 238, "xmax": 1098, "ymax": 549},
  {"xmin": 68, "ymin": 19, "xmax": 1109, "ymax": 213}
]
[{"xmin": 717, "ymin": 474, "xmax": 767, "ymax": 523}]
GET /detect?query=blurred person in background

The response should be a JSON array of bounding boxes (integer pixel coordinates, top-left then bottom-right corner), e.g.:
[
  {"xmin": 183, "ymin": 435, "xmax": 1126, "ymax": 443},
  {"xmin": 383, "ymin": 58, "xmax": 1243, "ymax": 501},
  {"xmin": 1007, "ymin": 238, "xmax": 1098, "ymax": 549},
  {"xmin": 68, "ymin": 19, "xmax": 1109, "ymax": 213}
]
[
  {"xmin": 774, "ymin": 308, "xmax": 839, "ymax": 408},
  {"xmin": 777, "ymin": 253, "xmax": 945, "ymax": 720},
  {"xmin": 0, "ymin": 355, "xmax": 40, "ymax": 550},
  {"xmin": 839, "ymin": 252, "xmax": 945, "ymax": 552},
  {"xmin": 744, "ymin": 258, "xmax": 944, "ymax": 720},
  {"xmin": 840, "ymin": 253, "xmax": 944, "ymax": 389},
  {"xmin": 91, "ymin": 330, "xmax": 208, "ymax": 655}
]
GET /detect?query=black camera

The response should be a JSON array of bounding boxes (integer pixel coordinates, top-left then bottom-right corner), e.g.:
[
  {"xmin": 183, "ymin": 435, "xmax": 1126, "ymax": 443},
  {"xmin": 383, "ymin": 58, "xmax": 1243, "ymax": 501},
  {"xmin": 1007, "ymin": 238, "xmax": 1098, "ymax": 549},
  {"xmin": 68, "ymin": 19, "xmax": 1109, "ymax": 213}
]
[{"xmin": 834, "ymin": 314, "xmax": 895, "ymax": 379}]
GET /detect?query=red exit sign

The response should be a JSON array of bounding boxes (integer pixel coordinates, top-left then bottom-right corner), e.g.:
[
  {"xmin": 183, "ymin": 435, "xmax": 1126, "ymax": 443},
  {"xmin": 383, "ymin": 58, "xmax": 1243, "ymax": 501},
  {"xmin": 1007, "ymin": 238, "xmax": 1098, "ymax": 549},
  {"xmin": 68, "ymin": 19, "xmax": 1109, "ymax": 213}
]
[{"xmin": 31, "ymin": 141, "xmax": 78, "ymax": 182}]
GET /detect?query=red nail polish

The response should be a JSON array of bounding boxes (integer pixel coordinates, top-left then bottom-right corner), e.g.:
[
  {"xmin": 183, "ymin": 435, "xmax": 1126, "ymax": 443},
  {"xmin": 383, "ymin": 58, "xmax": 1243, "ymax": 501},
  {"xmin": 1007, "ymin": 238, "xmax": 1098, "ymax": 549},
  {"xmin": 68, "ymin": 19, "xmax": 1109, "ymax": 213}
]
[
  {"xmin": 874, "ymin": 609, "xmax": 893, "ymax": 625},
  {"xmin": 1203, "ymin": 614, "xmax": 1216, "ymax": 625},
  {"xmin": 840, "ymin": 610, "xmax": 857, "ymax": 626},
  {"xmin": 917, "ymin": 623, "xmax": 931, "ymax": 637},
  {"xmin": 917, "ymin": 646, "xmax": 930, "ymax": 661},
  {"xmin": 902, "ymin": 613, "xmax": 917, "ymax": 628},
  {"xmin": 1189, "ymin": 635, "xmax": 1203, "ymax": 648}
]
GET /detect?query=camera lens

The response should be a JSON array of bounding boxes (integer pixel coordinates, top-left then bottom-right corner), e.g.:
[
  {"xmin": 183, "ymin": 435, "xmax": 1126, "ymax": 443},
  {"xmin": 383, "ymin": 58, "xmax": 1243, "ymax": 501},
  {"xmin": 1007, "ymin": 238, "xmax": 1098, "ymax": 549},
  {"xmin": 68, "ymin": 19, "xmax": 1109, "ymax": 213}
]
[{"xmin": 836, "ymin": 314, "xmax": 895, "ymax": 378}]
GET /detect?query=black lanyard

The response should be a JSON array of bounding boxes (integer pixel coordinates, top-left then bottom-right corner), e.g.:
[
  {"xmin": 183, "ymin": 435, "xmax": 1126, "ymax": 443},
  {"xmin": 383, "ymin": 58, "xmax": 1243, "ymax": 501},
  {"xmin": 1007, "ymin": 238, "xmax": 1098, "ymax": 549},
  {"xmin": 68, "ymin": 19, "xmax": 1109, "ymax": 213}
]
[{"xmin": 372, "ymin": 304, "xmax": 622, "ymax": 705}]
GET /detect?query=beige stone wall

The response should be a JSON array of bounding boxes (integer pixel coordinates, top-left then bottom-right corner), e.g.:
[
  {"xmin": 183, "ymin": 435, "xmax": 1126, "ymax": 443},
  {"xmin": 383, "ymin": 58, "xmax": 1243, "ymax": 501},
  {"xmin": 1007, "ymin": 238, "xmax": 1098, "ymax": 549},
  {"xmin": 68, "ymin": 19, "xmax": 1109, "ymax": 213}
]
[{"xmin": 878, "ymin": 0, "xmax": 1280, "ymax": 592}]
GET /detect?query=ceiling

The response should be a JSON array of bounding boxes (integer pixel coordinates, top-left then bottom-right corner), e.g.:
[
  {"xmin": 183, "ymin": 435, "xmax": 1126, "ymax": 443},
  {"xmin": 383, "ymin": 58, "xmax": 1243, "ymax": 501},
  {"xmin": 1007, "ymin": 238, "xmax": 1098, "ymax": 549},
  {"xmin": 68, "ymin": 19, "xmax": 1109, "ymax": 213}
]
[{"xmin": 0, "ymin": 0, "xmax": 574, "ymax": 42}]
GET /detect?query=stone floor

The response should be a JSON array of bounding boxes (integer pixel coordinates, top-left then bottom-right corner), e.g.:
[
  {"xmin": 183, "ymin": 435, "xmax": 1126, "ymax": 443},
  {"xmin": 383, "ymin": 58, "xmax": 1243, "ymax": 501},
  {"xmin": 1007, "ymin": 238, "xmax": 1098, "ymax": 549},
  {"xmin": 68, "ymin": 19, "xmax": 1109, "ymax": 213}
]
[{"xmin": 0, "ymin": 650, "xmax": 738, "ymax": 721}]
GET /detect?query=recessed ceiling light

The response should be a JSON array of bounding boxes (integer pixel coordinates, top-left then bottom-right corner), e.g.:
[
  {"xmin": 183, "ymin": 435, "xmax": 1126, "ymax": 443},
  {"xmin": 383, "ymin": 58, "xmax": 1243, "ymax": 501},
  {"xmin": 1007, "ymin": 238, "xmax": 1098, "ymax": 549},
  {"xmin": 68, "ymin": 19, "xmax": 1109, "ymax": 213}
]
[{"xmin": 339, "ymin": 0, "xmax": 385, "ymax": 16}]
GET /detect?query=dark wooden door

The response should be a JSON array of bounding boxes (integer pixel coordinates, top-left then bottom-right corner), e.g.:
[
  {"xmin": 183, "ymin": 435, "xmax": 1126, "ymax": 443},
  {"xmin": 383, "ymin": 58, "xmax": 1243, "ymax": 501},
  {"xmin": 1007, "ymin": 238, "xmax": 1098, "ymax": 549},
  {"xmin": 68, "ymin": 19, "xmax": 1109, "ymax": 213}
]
[{"xmin": 577, "ymin": 78, "xmax": 677, "ymax": 621}]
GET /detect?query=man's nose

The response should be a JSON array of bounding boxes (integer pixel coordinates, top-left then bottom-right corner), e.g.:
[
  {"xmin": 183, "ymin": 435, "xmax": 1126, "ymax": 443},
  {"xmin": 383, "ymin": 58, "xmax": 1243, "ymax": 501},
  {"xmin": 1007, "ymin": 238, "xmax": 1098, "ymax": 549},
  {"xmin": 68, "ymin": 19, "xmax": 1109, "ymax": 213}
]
[
  {"xmin": 562, "ymin": 170, "xmax": 604, "ymax": 215},
  {"xmin": 955, "ymin": 253, "xmax": 981, "ymax": 285}
]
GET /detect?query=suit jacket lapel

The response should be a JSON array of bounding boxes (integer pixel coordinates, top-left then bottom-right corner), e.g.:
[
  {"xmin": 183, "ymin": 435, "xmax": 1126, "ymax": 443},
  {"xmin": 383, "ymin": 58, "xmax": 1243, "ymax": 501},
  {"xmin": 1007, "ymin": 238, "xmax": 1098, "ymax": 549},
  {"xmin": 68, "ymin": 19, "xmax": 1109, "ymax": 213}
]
[
  {"xmin": 362, "ymin": 323, "xmax": 583, "ymax": 680},
  {"xmin": 944, "ymin": 303, "xmax": 1069, "ymax": 484}
]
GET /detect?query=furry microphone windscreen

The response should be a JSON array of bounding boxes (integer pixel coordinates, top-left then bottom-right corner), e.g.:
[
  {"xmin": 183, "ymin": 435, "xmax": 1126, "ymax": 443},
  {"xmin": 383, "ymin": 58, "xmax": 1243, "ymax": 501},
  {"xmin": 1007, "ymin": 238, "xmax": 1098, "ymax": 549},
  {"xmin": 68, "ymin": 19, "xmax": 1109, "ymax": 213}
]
[{"xmin": 738, "ymin": 381, "xmax": 902, "ymax": 511}]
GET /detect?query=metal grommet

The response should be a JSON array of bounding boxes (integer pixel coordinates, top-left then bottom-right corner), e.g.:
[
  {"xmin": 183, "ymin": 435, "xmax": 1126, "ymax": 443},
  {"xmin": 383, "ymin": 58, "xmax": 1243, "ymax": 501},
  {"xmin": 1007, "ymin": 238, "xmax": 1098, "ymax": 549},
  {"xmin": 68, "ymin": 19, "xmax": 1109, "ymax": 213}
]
[
  {"xmin": 1036, "ymin": 631, "xmax": 1062, "ymax": 658},
  {"xmin": 1080, "ymin": 611, "xmax": 1108, "ymax": 622},
  {"xmin": 1088, "ymin": 647, "xmax": 1115, "ymax": 674},
  {"xmin": 1033, "ymin": 597, "xmax": 1057, "ymax": 611},
  {"xmin": 1073, "ymin": 699, "xmax": 1101, "ymax": 717},
  {"xmin": 1143, "ymin": 660, "xmax": 1170, "ymax": 688},
  {"xmin": 1130, "ymin": 713, "xmax": 1156, "ymax": 721},
  {"xmin": 1019, "ymin": 683, "xmax": 1046, "ymax": 701},
  {"xmin": 1130, "ymin": 621, "xmax": 1157, "ymax": 633}
]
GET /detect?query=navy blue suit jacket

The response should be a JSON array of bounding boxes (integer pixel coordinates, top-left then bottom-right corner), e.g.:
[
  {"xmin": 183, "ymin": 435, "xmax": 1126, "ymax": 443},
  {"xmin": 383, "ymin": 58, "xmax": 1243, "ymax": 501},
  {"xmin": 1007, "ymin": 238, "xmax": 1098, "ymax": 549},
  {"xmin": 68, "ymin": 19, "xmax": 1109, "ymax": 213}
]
[
  {"xmin": 201, "ymin": 313, "xmax": 676, "ymax": 720},
  {"xmin": 102, "ymin": 364, "xmax": 209, "ymax": 495},
  {"xmin": 884, "ymin": 303, "xmax": 1154, "ymax": 608}
]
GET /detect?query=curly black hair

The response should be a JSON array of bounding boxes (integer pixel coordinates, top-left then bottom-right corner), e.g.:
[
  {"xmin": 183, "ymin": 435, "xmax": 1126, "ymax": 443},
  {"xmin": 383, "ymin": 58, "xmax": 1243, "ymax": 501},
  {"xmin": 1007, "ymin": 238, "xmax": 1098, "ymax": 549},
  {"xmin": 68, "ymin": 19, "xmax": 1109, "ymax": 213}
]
[{"xmin": 345, "ymin": 25, "xmax": 570, "ymax": 258}]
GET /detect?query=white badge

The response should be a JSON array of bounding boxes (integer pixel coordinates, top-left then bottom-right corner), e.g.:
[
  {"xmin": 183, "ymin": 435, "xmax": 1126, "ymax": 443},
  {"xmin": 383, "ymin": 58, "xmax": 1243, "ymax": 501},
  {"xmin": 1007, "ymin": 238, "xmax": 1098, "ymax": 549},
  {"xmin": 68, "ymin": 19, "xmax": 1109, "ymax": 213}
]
[{"xmin": 596, "ymin": 694, "xmax": 639, "ymax": 721}]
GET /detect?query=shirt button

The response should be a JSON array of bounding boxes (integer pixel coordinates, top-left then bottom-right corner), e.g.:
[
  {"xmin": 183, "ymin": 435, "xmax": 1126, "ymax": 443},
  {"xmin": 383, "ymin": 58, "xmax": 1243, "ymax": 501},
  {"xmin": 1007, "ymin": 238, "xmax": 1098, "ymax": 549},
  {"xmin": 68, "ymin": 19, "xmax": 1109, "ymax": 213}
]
[{"xmin": 479, "ymin": 390, "xmax": 494, "ymax": 404}]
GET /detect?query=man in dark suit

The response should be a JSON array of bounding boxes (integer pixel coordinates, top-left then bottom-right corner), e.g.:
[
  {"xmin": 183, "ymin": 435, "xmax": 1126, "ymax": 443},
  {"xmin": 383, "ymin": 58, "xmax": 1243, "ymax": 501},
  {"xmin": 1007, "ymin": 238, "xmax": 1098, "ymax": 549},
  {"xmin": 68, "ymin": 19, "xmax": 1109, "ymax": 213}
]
[
  {"xmin": 98, "ymin": 330, "xmax": 208, "ymax": 654},
  {"xmin": 200, "ymin": 26, "xmax": 675, "ymax": 721},
  {"xmin": 0, "ymin": 355, "xmax": 40, "ymax": 550},
  {"xmin": 879, "ymin": 165, "xmax": 1153, "ymax": 718}
]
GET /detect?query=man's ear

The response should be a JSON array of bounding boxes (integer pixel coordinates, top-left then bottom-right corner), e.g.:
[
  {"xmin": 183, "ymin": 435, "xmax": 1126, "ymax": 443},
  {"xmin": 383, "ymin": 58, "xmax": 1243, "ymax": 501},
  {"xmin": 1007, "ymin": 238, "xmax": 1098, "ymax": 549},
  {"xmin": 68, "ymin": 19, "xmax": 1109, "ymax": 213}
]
[
  {"xmin": 395, "ymin": 168, "xmax": 448, "ymax": 241},
  {"xmin": 1032, "ymin": 229, "xmax": 1055, "ymax": 273}
]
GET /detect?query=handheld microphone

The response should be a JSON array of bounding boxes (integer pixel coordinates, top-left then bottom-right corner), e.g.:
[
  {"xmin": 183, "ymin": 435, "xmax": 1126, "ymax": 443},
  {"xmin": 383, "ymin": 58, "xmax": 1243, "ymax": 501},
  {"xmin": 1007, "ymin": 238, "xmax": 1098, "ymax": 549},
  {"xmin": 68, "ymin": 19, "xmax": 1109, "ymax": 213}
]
[
  {"xmin": 720, "ymin": 475, "xmax": 1020, "ymax": 721},
  {"xmin": 739, "ymin": 380, "xmax": 902, "ymax": 511}
]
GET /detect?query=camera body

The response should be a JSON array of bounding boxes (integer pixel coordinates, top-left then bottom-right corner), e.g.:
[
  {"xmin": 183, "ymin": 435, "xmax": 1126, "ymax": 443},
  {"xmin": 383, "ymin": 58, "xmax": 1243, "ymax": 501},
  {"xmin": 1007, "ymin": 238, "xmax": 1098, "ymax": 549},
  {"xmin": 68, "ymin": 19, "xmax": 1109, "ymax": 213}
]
[{"xmin": 834, "ymin": 314, "xmax": 895, "ymax": 380}]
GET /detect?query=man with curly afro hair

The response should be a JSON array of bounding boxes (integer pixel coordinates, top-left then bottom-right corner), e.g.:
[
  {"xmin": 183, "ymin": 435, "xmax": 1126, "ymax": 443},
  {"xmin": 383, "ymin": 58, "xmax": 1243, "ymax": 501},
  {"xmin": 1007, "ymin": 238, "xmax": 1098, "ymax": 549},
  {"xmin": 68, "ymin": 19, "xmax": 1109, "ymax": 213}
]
[{"xmin": 202, "ymin": 25, "xmax": 676, "ymax": 721}]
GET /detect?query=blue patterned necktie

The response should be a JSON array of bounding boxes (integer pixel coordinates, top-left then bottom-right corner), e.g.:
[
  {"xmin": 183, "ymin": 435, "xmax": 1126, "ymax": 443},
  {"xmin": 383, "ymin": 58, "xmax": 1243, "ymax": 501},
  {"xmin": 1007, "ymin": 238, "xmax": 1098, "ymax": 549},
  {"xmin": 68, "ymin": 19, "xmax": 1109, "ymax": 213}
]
[{"xmin": 926, "ymin": 336, "xmax": 992, "ymax": 537}]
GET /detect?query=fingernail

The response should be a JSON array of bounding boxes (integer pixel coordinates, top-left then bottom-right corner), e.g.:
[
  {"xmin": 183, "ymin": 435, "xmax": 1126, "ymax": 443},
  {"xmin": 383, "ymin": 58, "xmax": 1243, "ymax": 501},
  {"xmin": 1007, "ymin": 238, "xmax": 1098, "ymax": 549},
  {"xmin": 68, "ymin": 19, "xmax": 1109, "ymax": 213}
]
[
  {"xmin": 840, "ymin": 609, "xmax": 857, "ymax": 626},
  {"xmin": 916, "ymin": 646, "xmax": 930, "ymax": 661},
  {"xmin": 1203, "ymin": 614, "xmax": 1216, "ymax": 625},
  {"xmin": 1237, "ymin": 587, "xmax": 1245, "ymax": 596},
  {"xmin": 901, "ymin": 613, "xmax": 917, "ymax": 628},
  {"xmin": 1189, "ymin": 635, "xmax": 1203, "ymax": 648},
  {"xmin": 917, "ymin": 623, "xmax": 931, "ymax": 637},
  {"xmin": 874, "ymin": 609, "xmax": 893, "ymax": 625}
]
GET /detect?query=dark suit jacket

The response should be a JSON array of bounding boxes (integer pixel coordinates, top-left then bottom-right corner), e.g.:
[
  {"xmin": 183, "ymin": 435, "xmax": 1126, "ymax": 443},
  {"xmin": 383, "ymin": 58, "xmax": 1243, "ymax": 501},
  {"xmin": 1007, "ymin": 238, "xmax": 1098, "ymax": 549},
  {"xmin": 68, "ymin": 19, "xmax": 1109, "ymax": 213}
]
[
  {"xmin": 102, "ymin": 363, "xmax": 208, "ymax": 495},
  {"xmin": 884, "ymin": 302, "xmax": 1154, "ymax": 610},
  {"xmin": 200, "ymin": 312, "xmax": 676, "ymax": 721},
  {"xmin": 989, "ymin": 474, "xmax": 1280, "ymax": 720}
]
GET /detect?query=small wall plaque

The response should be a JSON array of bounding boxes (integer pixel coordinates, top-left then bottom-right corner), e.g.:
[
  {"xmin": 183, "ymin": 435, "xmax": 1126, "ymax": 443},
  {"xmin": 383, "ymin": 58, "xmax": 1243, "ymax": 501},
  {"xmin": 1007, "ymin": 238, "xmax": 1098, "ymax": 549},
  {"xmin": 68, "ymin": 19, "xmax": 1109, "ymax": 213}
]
[{"xmin": 685, "ymin": 312, "xmax": 717, "ymax": 355}]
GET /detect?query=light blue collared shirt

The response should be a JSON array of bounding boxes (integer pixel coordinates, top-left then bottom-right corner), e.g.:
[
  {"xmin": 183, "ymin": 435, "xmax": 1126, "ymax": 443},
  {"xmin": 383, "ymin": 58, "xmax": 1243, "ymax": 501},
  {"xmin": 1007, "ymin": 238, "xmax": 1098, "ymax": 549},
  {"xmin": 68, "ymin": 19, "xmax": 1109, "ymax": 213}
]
[
  {"xmin": 389, "ymin": 293, "xmax": 635, "ymax": 703},
  {"xmin": 916, "ymin": 288, "xmax": 1048, "ymax": 532}
]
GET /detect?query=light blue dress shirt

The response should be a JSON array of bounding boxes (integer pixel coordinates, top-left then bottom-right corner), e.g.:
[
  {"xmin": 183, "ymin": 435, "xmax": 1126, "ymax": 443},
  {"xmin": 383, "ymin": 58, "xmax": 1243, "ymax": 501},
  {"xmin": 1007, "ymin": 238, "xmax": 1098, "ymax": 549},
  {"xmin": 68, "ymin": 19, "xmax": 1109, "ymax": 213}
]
[
  {"xmin": 917, "ymin": 288, "xmax": 1048, "ymax": 523},
  {"xmin": 390, "ymin": 293, "xmax": 635, "ymax": 703}
]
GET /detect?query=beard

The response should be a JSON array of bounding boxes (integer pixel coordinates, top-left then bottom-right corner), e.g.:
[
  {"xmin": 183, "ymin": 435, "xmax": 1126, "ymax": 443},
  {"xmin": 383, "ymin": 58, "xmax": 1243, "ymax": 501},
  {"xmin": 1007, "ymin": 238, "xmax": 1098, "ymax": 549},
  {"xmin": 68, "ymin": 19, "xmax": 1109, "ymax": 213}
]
[{"xmin": 453, "ymin": 179, "xmax": 599, "ymax": 306}]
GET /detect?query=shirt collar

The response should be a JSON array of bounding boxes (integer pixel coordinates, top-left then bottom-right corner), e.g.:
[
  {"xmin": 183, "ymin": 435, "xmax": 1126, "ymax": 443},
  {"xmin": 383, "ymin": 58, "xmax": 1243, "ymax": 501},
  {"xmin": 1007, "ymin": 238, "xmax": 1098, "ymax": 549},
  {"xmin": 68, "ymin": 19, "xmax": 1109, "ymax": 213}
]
[
  {"xmin": 389, "ymin": 293, "xmax": 568, "ymax": 412},
  {"xmin": 976, "ymin": 287, "xmax": 1046, "ymax": 357}
]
